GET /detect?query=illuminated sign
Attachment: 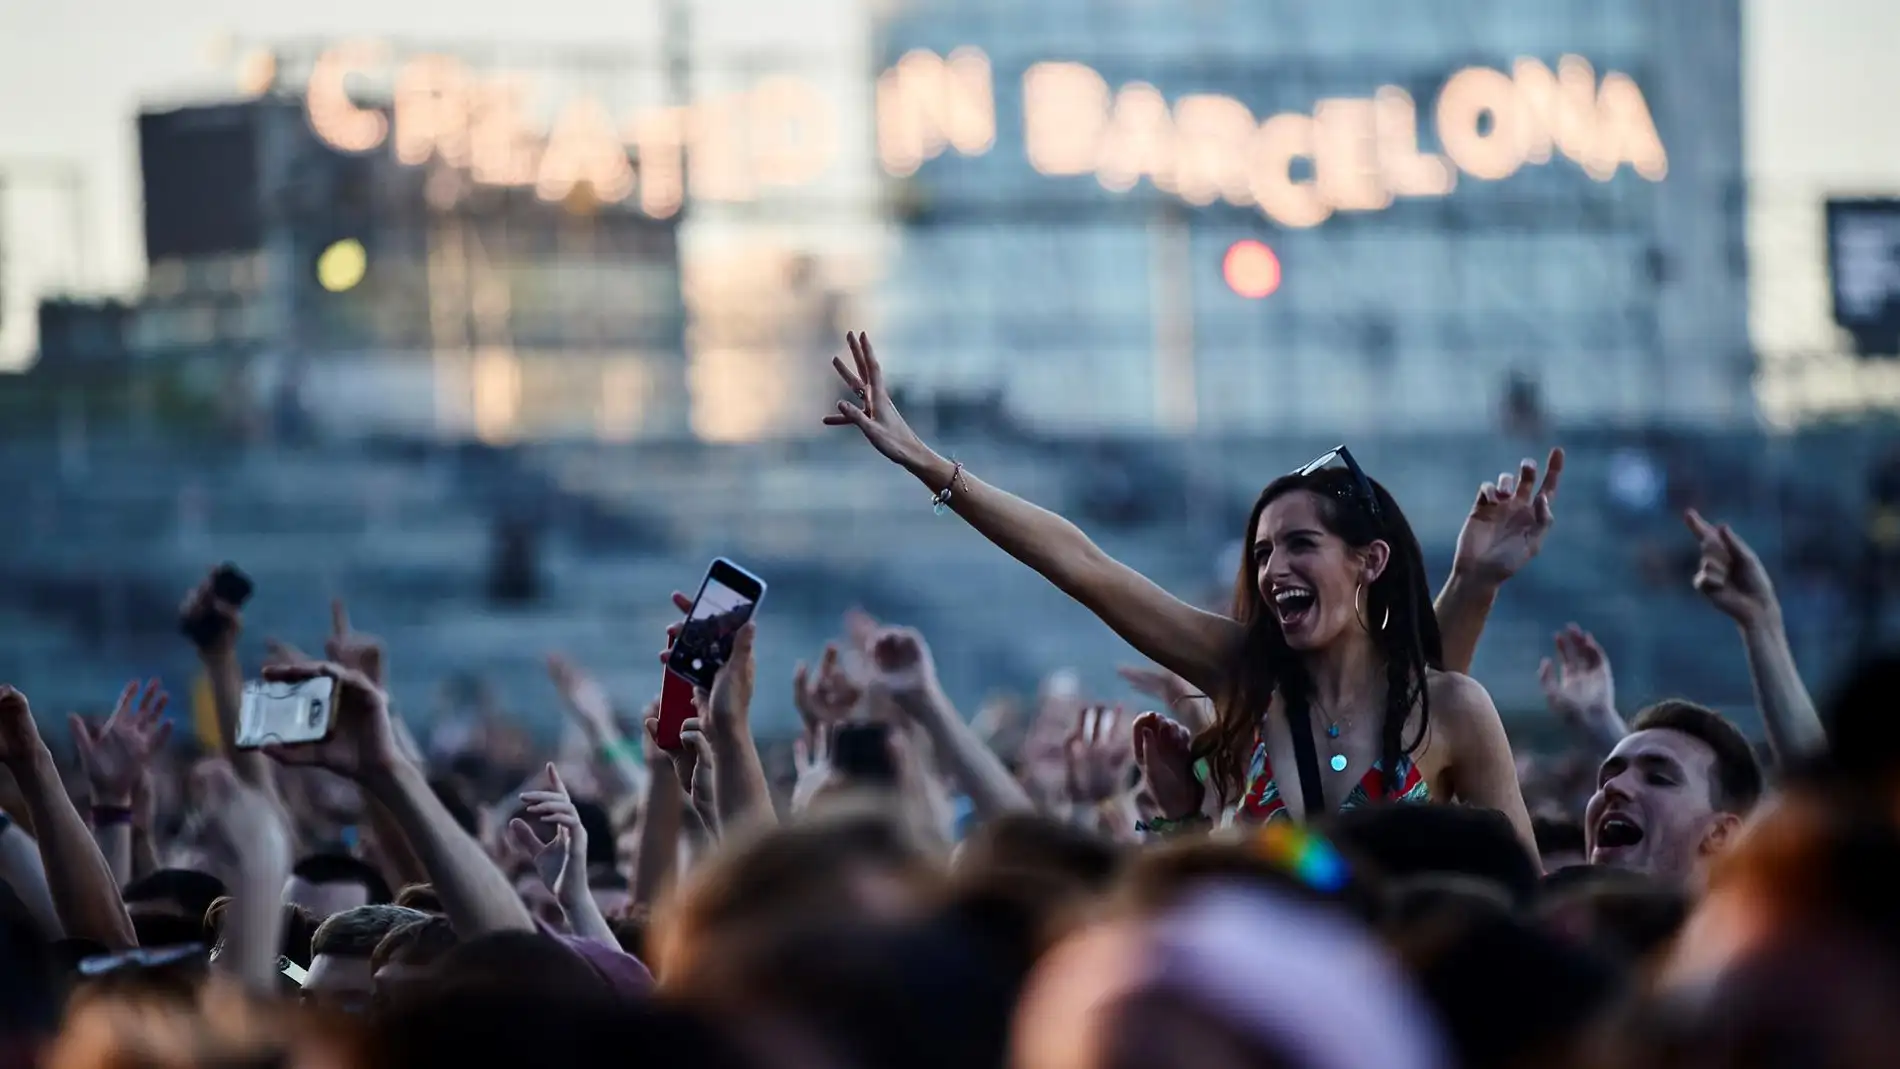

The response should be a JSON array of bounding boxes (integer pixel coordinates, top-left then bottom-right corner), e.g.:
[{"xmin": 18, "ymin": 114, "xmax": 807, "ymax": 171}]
[
  {"xmin": 303, "ymin": 43, "xmax": 1665, "ymax": 226},
  {"xmin": 1009, "ymin": 54, "xmax": 1665, "ymax": 227},
  {"xmin": 304, "ymin": 41, "xmax": 837, "ymax": 217}
]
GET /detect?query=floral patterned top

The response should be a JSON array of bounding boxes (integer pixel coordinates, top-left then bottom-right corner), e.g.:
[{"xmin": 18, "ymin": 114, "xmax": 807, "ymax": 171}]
[{"xmin": 1223, "ymin": 734, "xmax": 1431, "ymax": 827}]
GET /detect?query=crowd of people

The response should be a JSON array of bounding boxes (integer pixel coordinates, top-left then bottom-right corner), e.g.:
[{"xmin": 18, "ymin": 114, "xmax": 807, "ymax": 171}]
[{"xmin": 0, "ymin": 330, "xmax": 1896, "ymax": 1069}]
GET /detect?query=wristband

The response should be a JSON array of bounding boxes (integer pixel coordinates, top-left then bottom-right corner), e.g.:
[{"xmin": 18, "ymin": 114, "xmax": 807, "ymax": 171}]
[
  {"xmin": 1135, "ymin": 812, "xmax": 1212, "ymax": 836},
  {"xmin": 90, "ymin": 805, "xmax": 134, "ymax": 827}
]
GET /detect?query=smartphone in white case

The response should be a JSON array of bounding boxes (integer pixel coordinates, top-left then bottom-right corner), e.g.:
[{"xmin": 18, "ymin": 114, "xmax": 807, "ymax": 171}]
[{"xmin": 237, "ymin": 676, "xmax": 336, "ymax": 749}]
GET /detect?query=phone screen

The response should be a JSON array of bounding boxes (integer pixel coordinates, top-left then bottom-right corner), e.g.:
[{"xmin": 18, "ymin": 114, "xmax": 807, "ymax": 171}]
[{"xmin": 667, "ymin": 561, "xmax": 763, "ymax": 690}]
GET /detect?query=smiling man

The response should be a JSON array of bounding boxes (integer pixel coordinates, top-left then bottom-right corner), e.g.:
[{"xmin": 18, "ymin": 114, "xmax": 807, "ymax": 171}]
[{"xmin": 1584, "ymin": 700, "xmax": 1764, "ymax": 885}]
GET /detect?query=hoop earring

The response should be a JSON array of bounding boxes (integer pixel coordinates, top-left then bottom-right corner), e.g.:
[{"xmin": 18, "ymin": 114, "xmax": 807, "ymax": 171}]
[{"xmin": 1354, "ymin": 582, "xmax": 1391, "ymax": 633}]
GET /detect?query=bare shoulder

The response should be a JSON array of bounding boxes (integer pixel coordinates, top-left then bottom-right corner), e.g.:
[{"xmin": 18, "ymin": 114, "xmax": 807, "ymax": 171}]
[{"xmin": 1424, "ymin": 669, "xmax": 1503, "ymax": 734}]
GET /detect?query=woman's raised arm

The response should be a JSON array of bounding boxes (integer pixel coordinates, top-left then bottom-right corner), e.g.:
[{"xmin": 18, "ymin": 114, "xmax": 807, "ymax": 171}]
[{"xmin": 826, "ymin": 332, "xmax": 1241, "ymax": 695}]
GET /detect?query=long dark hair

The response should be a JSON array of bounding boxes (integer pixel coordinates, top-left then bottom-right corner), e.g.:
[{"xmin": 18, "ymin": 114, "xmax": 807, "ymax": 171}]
[{"xmin": 1193, "ymin": 467, "xmax": 1443, "ymax": 806}]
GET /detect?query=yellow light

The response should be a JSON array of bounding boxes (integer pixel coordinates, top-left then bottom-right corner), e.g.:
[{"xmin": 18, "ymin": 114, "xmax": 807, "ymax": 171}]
[
  {"xmin": 1223, "ymin": 240, "xmax": 1281, "ymax": 300},
  {"xmin": 316, "ymin": 239, "xmax": 368, "ymax": 293}
]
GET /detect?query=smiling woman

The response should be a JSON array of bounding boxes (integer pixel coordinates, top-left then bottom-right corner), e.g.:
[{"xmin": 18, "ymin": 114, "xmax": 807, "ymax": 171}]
[{"xmin": 823, "ymin": 331, "xmax": 1544, "ymax": 860}]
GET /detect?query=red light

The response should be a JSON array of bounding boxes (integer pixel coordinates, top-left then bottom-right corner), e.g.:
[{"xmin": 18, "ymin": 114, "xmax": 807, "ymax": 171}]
[{"xmin": 1223, "ymin": 239, "xmax": 1281, "ymax": 299}]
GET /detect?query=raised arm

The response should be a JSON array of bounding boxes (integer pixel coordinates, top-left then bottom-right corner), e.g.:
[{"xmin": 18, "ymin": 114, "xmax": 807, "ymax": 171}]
[
  {"xmin": 1436, "ymin": 449, "xmax": 1564, "ymax": 675},
  {"xmin": 825, "ymin": 332, "xmax": 1239, "ymax": 694},
  {"xmin": 70, "ymin": 680, "xmax": 173, "ymax": 888},
  {"xmin": 181, "ymin": 572, "xmax": 281, "ymax": 806},
  {"xmin": 1684, "ymin": 510, "xmax": 1823, "ymax": 766},
  {"xmin": 0, "ymin": 686, "xmax": 136, "ymax": 948},
  {"xmin": 866, "ymin": 625, "xmax": 1032, "ymax": 822},
  {"xmin": 260, "ymin": 663, "xmax": 533, "ymax": 938}
]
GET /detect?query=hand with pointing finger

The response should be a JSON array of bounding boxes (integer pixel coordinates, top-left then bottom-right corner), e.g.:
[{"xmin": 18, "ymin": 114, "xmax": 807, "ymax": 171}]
[
  {"xmin": 325, "ymin": 598, "xmax": 386, "ymax": 689},
  {"xmin": 1684, "ymin": 509, "xmax": 1780, "ymax": 630},
  {"xmin": 1452, "ymin": 447, "xmax": 1565, "ymax": 586},
  {"xmin": 510, "ymin": 763, "xmax": 615, "ymax": 942}
]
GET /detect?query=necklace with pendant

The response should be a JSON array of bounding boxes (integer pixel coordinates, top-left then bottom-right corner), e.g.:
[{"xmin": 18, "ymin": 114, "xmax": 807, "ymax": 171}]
[{"xmin": 1313, "ymin": 704, "xmax": 1352, "ymax": 772}]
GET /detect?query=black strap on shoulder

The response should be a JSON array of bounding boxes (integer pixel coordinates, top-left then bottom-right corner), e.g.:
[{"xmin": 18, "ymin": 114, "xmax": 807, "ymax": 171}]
[{"xmin": 1287, "ymin": 705, "xmax": 1328, "ymax": 819}]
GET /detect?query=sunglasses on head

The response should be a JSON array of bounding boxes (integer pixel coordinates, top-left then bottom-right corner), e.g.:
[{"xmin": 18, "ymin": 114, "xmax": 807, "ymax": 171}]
[{"xmin": 1293, "ymin": 445, "xmax": 1382, "ymax": 525}]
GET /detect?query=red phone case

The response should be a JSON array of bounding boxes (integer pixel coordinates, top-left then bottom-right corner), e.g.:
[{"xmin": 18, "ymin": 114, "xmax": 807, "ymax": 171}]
[{"xmin": 655, "ymin": 668, "xmax": 697, "ymax": 751}]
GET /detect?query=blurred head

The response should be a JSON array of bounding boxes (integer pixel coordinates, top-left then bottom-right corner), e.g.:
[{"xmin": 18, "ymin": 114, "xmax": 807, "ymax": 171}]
[
  {"xmin": 285, "ymin": 853, "xmax": 393, "ymax": 919},
  {"xmin": 1584, "ymin": 701, "xmax": 1762, "ymax": 884},
  {"xmin": 1015, "ymin": 884, "xmax": 1447, "ymax": 1069},
  {"xmin": 1202, "ymin": 459, "xmax": 1441, "ymax": 801},
  {"xmin": 1534, "ymin": 816, "xmax": 1588, "ymax": 871},
  {"xmin": 305, "ymin": 904, "xmax": 426, "ymax": 1014},
  {"xmin": 1664, "ymin": 790, "xmax": 1900, "ymax": 992},
  {"xmin": 370, "ymin": 916, "xmax": 459, "ymax": 1014},
  {"xmin": 653, "ymin": 802, "xmax": 942, "ymax": 982},
  {"xmin": 122, "ymin": 869, "xmax": 226, "ymax": 924},
  {"xmin": 1536, "ymin": 866, "xmax": 1689, "ymax": 968},
  {"xmin": 669, "ymin": 910, "xmax": 1022, "ymax": 1069},
  {"xmin": 1326, "ymin": 804, "xmax": 1540, "ymax": 910}
]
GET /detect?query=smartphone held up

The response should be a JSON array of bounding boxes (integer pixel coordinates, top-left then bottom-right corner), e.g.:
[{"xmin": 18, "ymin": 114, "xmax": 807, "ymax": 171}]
[
  {"xmin": 236, "ymin": 676, "xmax": 335, "ymax": 750},
  {"xmin": 655, "ymin": 557, "xmax": 766, "ymax": 750}
]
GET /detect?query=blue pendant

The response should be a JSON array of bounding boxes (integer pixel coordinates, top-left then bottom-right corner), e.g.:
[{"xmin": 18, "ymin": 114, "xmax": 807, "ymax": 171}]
[
  {"xmin": 1330, "ymin": 754, "xmax": 1349, "ymax": 772},
  {"xmin": 1326, "ymin": 724, "xmax": 1340, "ymax": 739}
]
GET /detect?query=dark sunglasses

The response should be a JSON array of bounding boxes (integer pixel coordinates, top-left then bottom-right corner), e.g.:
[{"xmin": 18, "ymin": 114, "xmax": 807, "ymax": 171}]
[
  {"xmin": 1293, "ymin": 445, "xmax": 1383, "ymax": 525},
  {"xmin": 77, "ymin": 942, "xmax": 207, "ymax": 978}
]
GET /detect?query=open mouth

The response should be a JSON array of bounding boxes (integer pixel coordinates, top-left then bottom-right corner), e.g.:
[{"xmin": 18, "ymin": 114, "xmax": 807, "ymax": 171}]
[
  {"xmin": 1596, "ymin": 814, "xmax": 1645, "ymax": 851},
  {"xmin": 1272, "ymin": 586, "xmax": 1317, "ymax": 629}
]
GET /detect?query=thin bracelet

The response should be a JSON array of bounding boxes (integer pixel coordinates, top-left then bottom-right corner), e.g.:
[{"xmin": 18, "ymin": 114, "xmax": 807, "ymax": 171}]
[
  {"xmin": 91, "ymin": 805, "xmax": 134, "ymax": 828},
  {"xmin": 931, "ymin": 460, "xmax": 966, "ymax": 516}
]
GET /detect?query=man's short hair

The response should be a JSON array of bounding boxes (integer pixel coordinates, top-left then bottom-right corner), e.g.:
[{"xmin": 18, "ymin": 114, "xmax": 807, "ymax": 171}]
[
  {"xmin": 292, "ymin": 853, "xmax": 393, "ymax": 905},
  {"xmin": 123, "ymin": 869, "xmax": 227, "ymax": 921},
  {"xmin": 371, "ymin": 915, "xmax": 460, "ymax": 974},
  {"xmin": 395, "ymin": 884, "xmax": 444, "ymax": 914},
  {"xmin": 1628, "ymin": 700, "xmax": 1764, "ymax": 814},
  {"xmin": 311, "ymin": 904, "xmax": 427, "ymax": 960}
]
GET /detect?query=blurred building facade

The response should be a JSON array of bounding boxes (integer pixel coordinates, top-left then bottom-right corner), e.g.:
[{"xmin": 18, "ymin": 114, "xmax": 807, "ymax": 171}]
[
  {"xmin": 122, "ymin": 89, "xmax": 690, "ymax": 442},
  {"xmin": 874, "ymin": 0, "xmax": 1750, "ymax": 433}
]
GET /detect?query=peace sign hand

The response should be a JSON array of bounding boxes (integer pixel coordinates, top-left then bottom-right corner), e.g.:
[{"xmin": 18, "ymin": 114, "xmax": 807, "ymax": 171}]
[
  {"xmin": 1452, "ymin": 447, "xmax": 1566, "ymax": 586},
  {"xmin": 822, "ymin": 332, "xmax": 931, "ymax": 473}
]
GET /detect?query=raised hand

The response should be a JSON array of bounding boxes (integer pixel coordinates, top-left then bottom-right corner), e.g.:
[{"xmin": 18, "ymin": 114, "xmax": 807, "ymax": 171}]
[
  {"xmin": 1684, "ymin": 509, "xmax": 1779, "ymax": 629},
  {"xmin": 509, "ymin": 764, "xmax": 587, "ymax": 898},
  {"xmin": 865, "ymin": 626, "xmax": 939, "ymax": 703},
  {"xmin": 0, "ymin": 687, "xmax": 42, "ymax": 768},
  {"xmin": 1066, "ymin": 706, "xmax": 1135, "ymax": 805},
  {"xmin": 1452, "ymin": 447, "xmax": 1565, "ymax": 586},
  {"xmin": 180, "ymin": 572, "xmax": 243, "ymax": 656},
  {"xmin": 71, "ymin": 680, "xmax": 173, "ymax": 806},
  {"xmin": 821, "ymin": 332, "xmax": 930, "ymax": 471},
  {"xmin": 325, "ymin": 599, "xmax": 387, "ymax": 688},
  {"xmin": 1131, "ymin": 711, "xmax": 1201, "ymax": 820},
  {"xmin": 257, "ymin": 663, "xmax": 400, "ymax": 782},
  {"xmin": 701, "ymin": 623, "xmax": 758, "ymax": 740},
  {"xmin": 1537, "ymin": 625, "xmax": 1624, "ymax": 743},
  {"xmin": 547, "ymin": 653, "xmax": 616, "ymax": 736},
  {"xmin": 790, "ymin": 721, "xmax": 835, "ymax": 814},
  {"xmin": 793, "ymin": 644, "xmax": 863, "ymax": 726}
]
